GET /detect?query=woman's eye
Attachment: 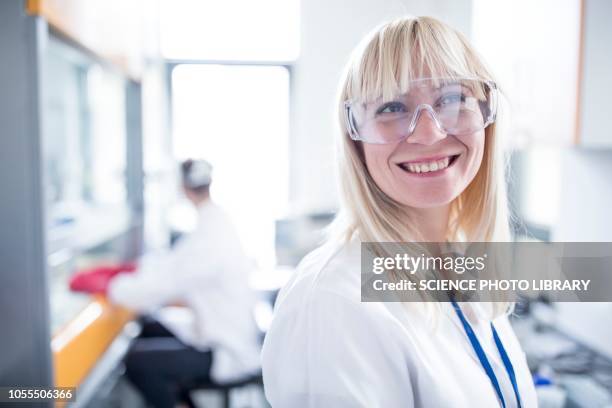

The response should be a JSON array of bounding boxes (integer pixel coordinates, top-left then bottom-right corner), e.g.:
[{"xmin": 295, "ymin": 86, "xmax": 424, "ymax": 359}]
[
  {"xmin": 376, "ymin": 102, "xmax": 407, "ymax": 114},
  {"xmin": 438, "ymin": 93, "xmax": 466, "ymax": 107}
]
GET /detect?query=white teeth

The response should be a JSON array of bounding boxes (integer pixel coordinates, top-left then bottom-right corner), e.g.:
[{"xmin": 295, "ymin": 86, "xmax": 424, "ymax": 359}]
[{"xmin": 402, "ymin": 156, "xmax": 453, "ymax": 174}]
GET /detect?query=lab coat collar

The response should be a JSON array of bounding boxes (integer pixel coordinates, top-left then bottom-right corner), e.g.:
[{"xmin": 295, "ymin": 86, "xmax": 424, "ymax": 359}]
[
  {"xmin": 376, "ymin": 298, "xmax": 504, "ymax": 373},
  {"xmin": 196, "ymin": 198, "xmax": 215, "ymax": 212},
  {"xmin": 347, "ymin": 236, "xmax": 507, "ymax": 371},
  {"xmin": 442, "ymin": 301, "xmax": 507, "ymax": 372}
]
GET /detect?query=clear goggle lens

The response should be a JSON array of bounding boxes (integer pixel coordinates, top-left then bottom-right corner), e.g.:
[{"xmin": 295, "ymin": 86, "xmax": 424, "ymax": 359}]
[{"xmin": 344, "ymin": 78, "xmax": 498, "ymax": 144}]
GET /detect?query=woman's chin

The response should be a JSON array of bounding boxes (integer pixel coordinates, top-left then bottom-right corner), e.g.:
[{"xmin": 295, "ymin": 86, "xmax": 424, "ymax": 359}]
[{"xmin": 397, "ymin": 192, "xmax": 459, "ymax": 209}]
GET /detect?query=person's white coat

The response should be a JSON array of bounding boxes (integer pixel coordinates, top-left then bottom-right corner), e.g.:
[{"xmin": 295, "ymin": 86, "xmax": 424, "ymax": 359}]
[
  {"xmin": 109, "ymin": 201, "xmax": 260, "ymax": 382},
  {"xmin": 262, "ymin": 237, "xmax": 538, "ymax": 407}
]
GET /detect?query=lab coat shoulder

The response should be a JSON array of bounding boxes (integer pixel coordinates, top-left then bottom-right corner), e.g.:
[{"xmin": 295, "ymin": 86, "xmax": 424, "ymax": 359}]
[
  {"xmin": 152, "ymin": 202, "xmax": 248, "ymax": 282},
  {"xmin": 180, "ymin": 203, "xmax": 245, "ymax": 262},
  {"xmin": 262, "ymin": 240, "xmax": 416, "ymax": 408}
]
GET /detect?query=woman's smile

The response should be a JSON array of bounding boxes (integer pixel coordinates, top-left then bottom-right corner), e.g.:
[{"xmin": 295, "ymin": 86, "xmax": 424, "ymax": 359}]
[
  {"xmin": 395, "ymin": 154, "xmax": 461, "ymax": 177},
  {"xmin": 364, "ymin": 130, "xmax": 483, "ymax": 208}
]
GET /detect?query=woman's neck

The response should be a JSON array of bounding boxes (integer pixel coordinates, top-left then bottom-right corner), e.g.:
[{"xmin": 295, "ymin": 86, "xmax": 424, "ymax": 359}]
[{"xmin": 407, "ymin": 205, "xmax": 450, "ymax": 242}]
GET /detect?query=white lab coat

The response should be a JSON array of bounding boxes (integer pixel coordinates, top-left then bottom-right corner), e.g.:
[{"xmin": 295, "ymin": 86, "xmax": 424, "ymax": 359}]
[
  {"xmin": 109, "ymin": 201, "xmax": 260, "ymax": 382},
  {"xmin": 262, "ymin": 237, "xmax": 538, "ymax": 407}
]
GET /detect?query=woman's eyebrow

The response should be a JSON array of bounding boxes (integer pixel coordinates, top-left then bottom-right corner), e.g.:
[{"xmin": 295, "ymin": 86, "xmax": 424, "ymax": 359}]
[
  {"xmin": 434, "ymin": 80, "xmax": 463, "ymax": 89},
  {"xmin": 434, "ymin": 82, "xmax": 474, "ymax": 94}
]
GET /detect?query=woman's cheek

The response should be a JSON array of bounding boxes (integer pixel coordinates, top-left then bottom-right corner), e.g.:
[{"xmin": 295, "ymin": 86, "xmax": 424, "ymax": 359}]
[
  {"xmin": 460, "ymin": 132, "xmax": 485, "ymax": 183},
  {"xmin": 364, "ymin": 145, "xmax": 394, "ymax": 188}
]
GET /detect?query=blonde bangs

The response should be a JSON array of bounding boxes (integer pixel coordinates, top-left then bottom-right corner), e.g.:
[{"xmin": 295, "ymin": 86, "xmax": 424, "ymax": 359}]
[{"xmin": 346, "ymin": 17, "xmax": 493, "ymax": 104}]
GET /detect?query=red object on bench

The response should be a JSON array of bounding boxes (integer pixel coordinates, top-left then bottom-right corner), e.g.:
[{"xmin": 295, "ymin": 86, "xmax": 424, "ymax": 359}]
[{"xmin": 69, "ymin": 263, "xmax": 137, "ymax": 294}]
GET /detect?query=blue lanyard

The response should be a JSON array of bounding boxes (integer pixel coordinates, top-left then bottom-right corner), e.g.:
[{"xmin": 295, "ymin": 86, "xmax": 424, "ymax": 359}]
[{"xmin": 451, "ymin": 300, "xmax": 522, "ymax": 408}]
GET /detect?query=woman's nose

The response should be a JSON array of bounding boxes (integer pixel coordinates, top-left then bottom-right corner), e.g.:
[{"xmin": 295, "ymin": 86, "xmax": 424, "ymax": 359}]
[{"xmin": 405, "ymin": 109, "xmax": 447, "ymax": 145}]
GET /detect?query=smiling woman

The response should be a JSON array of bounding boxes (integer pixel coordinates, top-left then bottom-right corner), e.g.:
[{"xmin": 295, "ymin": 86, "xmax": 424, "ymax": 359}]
[{"xmin": 262, "ymin": 15, "xmax": 536, "ymax": 408}]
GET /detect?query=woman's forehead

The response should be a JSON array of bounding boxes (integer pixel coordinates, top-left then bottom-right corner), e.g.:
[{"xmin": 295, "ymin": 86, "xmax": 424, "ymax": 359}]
[
  {"xmin": 352, "ymin": 72, "xmax": 473, "ymax": 103},
  {"xmin": 356, "ymin": 57, "xmax": 472, "ymax": 95}
]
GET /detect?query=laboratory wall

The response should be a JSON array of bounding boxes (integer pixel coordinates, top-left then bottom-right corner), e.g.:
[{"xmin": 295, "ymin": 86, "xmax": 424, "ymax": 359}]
[{"xmin": 554, "ymin": 150, "xmax": 612, "ymax": 242}]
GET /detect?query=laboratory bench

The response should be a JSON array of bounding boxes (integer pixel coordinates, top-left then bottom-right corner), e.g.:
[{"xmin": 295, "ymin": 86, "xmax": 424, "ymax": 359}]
[
  {"xmin": 51, "ymin": 293, "xmax": 140, "ymax": 408},
  {"xmin": 511, "ymin": 301, "xmax": 612, "ymax": 407}
]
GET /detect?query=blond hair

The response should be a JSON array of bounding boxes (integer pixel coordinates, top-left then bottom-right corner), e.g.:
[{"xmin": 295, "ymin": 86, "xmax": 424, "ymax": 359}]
[{"xmin": 330, "ymin": 16, "xmax": 513, "ymax": 315}]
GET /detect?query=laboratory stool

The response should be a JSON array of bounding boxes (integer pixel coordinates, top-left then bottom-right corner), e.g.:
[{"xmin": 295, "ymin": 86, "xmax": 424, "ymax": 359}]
[{"xmin": 179, "ymin": 371, "xmax": 263, "ymax": 408}]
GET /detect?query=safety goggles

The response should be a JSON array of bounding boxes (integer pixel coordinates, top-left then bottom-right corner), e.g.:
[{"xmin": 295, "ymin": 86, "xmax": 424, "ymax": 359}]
[{"xmin": 344, "ymin": 77, "xmax": 498, "ymax": 144}]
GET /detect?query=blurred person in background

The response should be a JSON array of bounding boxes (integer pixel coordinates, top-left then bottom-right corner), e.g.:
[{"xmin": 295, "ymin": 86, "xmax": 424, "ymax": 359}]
[{"xmin": 107, "ymin": 159, "xmax": 260, "ymax": 408}]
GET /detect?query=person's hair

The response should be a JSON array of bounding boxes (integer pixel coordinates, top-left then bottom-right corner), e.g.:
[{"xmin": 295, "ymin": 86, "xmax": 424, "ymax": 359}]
[
  {"xmin": 181, "ymin": 159, "xmax": 212, "ymax": 195},
  {"xmin": 329, "ymin": 16, "xmax": 513, "ymax": 316}
]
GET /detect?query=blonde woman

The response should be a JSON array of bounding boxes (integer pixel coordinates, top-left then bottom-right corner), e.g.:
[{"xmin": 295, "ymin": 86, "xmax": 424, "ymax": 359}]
[{"xmin": 262, "ymin": 16, "xmax": 536, "ymax": 408}]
